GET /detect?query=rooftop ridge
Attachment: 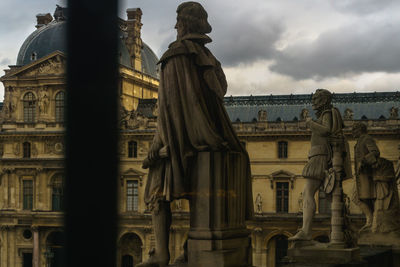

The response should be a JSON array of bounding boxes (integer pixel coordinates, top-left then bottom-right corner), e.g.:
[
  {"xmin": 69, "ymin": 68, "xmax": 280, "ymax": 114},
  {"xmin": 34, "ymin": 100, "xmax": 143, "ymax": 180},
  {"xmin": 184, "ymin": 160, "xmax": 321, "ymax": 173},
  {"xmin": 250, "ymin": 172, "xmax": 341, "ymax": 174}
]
[{"xmin": 223, "ymin": 91, "xmax": 400, "ymax": 106}]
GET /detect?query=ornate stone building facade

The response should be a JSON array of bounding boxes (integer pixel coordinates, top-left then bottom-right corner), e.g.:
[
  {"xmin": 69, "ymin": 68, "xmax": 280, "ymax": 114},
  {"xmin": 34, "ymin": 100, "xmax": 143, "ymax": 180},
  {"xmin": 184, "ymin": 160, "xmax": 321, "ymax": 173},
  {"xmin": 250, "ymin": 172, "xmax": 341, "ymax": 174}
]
[
  {"xmin": 1, "ymin": 6, "xmax": 400, "ymax": 267},
  {"xmin": 0, "ymin": 7, "xmax": 159, "ymax": 267}
]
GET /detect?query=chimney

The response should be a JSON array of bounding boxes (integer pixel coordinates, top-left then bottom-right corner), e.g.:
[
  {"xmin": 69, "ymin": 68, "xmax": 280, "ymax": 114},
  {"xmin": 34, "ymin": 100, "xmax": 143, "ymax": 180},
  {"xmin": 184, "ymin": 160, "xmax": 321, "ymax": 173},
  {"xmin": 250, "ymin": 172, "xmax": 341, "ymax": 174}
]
[
  {"xmin": 125, "ymin": 8, "xmax": 143, "ymax": 71},
  {"xmin": 36, "ymin": 13, "xmax": 53, "ymax": 29}
]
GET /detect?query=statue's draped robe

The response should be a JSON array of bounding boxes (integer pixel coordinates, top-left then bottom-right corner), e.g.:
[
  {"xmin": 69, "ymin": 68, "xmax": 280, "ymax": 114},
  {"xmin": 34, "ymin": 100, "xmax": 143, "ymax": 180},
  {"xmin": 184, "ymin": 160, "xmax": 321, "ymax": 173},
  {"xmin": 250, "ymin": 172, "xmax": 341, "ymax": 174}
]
[
  {"xmin": 353, "ymin": 134, "xmax": 396, "ymax": 210},
  {"xmin": 144, "ymin": 34, "xmax": 253, "ymax": 219}
]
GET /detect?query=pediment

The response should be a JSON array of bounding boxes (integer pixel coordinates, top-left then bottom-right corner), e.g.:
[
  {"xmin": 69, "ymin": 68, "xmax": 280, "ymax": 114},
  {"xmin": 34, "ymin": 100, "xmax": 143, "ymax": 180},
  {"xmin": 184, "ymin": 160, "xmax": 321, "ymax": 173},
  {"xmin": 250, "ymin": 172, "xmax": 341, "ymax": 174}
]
[
  {"xmin": 121, "ymin": 168, "xmax": 146, "ymax": 177},
  {"xmin": 270, "ymin": 170, "xmax": 296, "ymax": 178},
  {"xmin": 4, "ymin": 51, "xmax": 66, "ymax": 79},
  {"xmin": 120, "ymin": 168, "xmax": 146, "ymax": 186}
]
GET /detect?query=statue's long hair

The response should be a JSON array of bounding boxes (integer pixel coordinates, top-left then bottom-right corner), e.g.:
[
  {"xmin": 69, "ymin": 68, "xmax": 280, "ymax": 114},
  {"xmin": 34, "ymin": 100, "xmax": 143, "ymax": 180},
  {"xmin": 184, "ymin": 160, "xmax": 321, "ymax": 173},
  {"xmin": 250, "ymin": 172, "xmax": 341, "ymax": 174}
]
[{"xmin": 177, "ymin": 2, "xmax": 212, "ymax": 34}]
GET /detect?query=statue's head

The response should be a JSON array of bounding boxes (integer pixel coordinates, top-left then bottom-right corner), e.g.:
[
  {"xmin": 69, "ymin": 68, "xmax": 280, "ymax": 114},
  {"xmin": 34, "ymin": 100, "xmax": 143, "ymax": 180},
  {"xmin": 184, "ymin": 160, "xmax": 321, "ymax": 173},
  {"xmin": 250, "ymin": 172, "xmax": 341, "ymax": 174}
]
[
  {"xmin": 352, "ymin": 122, "xmax": 367, "ymax": 138},
  {"xmin": 311, "ymin": 89, "xmax": 332, "ymax": 114},
  {"xmin": 175, "ymin": 2, "xmax": 212, "ymax": 38}
]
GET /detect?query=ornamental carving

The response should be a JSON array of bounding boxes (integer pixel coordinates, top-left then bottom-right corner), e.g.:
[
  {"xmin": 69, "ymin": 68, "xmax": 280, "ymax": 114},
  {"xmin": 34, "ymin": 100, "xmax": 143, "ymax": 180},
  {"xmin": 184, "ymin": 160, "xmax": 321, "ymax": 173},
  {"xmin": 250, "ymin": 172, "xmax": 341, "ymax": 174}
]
[
  {"xmin": 257, "ymin": 110, "xmax": 267, "ymax": 122},
  {"xmin": 13, "ymin": 143, "xmax": 20, "ymax": 156},
  {"xmin": 45, "ymin": 140, "xmax": 64, "ymax": 155},
  {"xmin": 300, "ymin": 108, "xmax": 310, "ymax": 121},
  {"xmin": 390, "ymin": 107, "xmax": 399, "ymax": 119},
  {"xmin": 22, "ymin": 56, "xmax": 65, "ymax": 77},
  {"xmin": 38, "ymin": 88, "xmax": 50, "ymax": 115},
  {"xmin": 152, "ymin": 102, "xmax": 159, "ymax": 117},
  {"xmin": 344, "ymin": 108, "xmax": 354, "ymax": 120},
  {"xmin": 2, "ymin": 86, "xmax": 19, "ymax": 121},
  {"xmin": 255, "ymin": 193, "xmax": 262, "ymax": 214},
  {"xmin": 120, "ymin": 109, "xmax": 149, "ymax": 130},
  {"xmin": 32, "ymin": 143, "xmax": 38, "ymax": 157}
]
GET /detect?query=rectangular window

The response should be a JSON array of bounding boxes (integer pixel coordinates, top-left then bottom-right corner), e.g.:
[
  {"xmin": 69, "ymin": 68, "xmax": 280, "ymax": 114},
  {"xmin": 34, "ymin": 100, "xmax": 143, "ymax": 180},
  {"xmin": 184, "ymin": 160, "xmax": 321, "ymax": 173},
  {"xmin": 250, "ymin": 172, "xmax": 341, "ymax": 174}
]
[
  {"xmin": 128, "ymin": 141, "xmax": 138, "ymax": 158},
  {"xmin": 126, "ymin": 180, "xmax": 138, "ymax": 211},
  {"xmin": 23, "ymin": 180, "xmax": 33, "ymax": 210},
  {"xmin": 276, "ymin": 182, "xmax": 289, "ymax": 213},
  {"xmin": 278, "ymin": 141, "xmax": 288, "ymax": 159}
]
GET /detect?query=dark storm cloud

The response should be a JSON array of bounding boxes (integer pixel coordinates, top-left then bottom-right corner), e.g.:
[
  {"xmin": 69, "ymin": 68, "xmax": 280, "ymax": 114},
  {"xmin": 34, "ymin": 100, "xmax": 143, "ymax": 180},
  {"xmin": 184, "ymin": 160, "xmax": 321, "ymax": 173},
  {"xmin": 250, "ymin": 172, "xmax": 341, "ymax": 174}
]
[
  {"xmin": 209, "ymin": 13, "xmax": 284, "ymax": 67},
  {"xmin": 123, "ymin": 0, "xmax": 284, "ymax": 66},
  {"xmin": 270, "ymin": 22, "xmax": 400, "ymax": 80},
  {"xmin": 331, "ymin": 0, "xmax": 398, "ymax": 15}
]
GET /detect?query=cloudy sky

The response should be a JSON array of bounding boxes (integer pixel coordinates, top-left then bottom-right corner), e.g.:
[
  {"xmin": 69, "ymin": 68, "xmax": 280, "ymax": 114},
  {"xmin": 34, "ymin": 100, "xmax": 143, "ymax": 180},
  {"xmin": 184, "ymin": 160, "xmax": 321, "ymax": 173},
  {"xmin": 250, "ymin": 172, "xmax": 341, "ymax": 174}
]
[{"xmin": 1, "ymin": 0, "xmax": 400, "ymax": 99}]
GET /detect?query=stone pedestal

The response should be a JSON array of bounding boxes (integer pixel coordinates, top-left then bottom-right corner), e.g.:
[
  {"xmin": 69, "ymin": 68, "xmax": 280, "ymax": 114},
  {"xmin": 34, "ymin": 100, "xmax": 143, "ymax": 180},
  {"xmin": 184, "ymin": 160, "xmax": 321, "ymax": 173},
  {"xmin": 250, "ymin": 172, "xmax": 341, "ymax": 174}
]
[
  {"xmin": 187, "ymin": 151, "xmax": 252, "ymax": 267},
  {"xmin": 287, "ymin": 241, "xmax": 360, "ymax": 265}
]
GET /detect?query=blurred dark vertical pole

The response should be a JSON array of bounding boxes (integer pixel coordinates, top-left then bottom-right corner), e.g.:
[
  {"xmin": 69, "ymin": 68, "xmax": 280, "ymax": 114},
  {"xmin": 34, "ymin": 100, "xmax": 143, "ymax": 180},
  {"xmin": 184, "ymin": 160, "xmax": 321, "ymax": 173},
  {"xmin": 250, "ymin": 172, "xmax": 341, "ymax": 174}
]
[{"xmin": 65, "ymin": 0, "xmax": 118, "ymax": 266}]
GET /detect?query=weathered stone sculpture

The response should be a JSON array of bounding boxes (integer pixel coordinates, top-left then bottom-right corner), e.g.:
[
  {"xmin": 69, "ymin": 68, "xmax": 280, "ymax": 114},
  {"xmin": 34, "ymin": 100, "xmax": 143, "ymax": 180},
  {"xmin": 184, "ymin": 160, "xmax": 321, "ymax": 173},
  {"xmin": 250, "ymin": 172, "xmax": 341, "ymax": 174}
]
[
  {"xmin": 289, "ymin": 89, "xmax": 351, "ymax": 243},
  {"xmin": 298, "ymin": 192, "xmax": 303, "ymax": 214},
  {"xmin": 351, "ymin": 122, "xmax": 400, "ymax": 238},
  {"xmin": 255, "ymin": 193, "xmax": 263, "ymax": 214},
  {"xmin": 138, "ymin": 2, "xmax": 253, "ymax": 266},
  {"xmin": 287, "ymin": 89, "xmax": 358, "ymax": 264}
]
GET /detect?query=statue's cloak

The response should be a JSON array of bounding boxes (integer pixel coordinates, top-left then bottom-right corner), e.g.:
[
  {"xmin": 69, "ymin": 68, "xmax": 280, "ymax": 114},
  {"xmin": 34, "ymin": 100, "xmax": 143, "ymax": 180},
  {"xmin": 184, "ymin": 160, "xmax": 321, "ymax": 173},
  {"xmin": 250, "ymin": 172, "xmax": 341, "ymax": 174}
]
[{"xmin": 144, "ymin": 33, "xmax": 253, "ymax": 219}]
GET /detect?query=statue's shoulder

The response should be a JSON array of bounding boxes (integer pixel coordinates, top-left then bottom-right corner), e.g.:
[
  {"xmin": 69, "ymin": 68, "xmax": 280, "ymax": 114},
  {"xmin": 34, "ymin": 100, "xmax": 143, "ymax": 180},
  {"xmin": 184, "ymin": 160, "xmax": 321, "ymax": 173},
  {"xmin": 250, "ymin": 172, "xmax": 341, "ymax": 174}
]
[
  {"xmin": 319, "ymin": 109, "xmax": 333, "ymax": 121},
  {"xmin": 158, "ymin": 40, "xmax": 189, "ymax": 65},
  {"xmin": 158, "ymin": 34, "xmax": 212, "ymax": 65}
]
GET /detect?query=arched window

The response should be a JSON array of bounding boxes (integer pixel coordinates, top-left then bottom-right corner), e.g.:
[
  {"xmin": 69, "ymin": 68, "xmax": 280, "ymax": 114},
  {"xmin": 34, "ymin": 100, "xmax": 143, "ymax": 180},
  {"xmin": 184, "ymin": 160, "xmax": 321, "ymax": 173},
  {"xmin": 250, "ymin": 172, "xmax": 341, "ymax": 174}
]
[
  {"xmin": 23, "ymin": 92, "xmax": 36, "ymax": 122},
  {"xmin": 278, "ymin": 141, "xmax": 288, "ymax": 159},
  {"xmin": 119, "ymin": 233, "xmax": 142, "ymax": 266},
  {"xmin": 52, "ymin": 174, "xmax": 64, "ymax": 211},
  {"xmin": 128, "ymin": 141, "xmax": 137, "ymax": 158},
  {"xmin": 55, "ymin": 91, "xmax": 65, "ymax": 122},
  {"xmin": 23, "ymin": 142, "xmax": 31, "ymax": 158}
]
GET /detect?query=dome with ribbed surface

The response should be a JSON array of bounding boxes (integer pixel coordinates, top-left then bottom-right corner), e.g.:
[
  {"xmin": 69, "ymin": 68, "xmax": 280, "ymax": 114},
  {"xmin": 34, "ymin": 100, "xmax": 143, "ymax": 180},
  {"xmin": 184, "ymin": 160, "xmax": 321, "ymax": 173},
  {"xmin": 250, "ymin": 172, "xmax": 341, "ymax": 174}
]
[{"xmin": 16, "ymin": 19, "xmax": 159, "ymax": 78}]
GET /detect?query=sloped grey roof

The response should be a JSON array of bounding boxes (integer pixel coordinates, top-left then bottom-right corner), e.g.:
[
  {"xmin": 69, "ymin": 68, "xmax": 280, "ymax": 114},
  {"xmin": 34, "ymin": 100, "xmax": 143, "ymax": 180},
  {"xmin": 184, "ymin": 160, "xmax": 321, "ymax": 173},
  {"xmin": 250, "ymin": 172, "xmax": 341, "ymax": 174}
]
[
  {"xmin": 224, "ymin": 92, "xmax": 400, "ymax": 122},
  {"xmin": 141, "ymin": 43, "xmax": 159, "ymax": 78},
  {"xmin": 136, "ymin": 91, "xmax": 400, "ymax": 122}
]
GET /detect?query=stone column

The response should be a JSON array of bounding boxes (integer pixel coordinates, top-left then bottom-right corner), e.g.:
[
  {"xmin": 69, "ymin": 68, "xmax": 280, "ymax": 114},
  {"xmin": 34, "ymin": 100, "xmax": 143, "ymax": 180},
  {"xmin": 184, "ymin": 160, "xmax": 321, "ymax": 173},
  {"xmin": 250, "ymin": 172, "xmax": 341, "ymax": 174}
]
[
  {"xmin": 188, "ymin": 151, "xmax": 251, "ymax": 267},
  {"xmin": 32, "ymin": 226, "xmax": 40, "ymax": 267},
  {"xmin": 1, "ymin": 226, "xmax": 9, "ymax": 267},
  {"xmin": 253, "ymin": 228, "xmax": 263, "ymax": 267},
  {"xmin": 329, "ymin": 138, "xmax": 345, "ymax": 248}
]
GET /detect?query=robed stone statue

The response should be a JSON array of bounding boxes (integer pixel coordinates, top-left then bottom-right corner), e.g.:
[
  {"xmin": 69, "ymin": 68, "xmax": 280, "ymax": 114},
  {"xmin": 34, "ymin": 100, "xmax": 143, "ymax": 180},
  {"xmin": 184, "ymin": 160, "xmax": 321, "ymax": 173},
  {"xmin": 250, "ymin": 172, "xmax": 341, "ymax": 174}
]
[
  {"xmin": 138, "ymin": 2, "xmax": 253, "ymax": 266},
  {"xmin": 351, "ymin": 122, "xmax": 400, "ymax": 235}
]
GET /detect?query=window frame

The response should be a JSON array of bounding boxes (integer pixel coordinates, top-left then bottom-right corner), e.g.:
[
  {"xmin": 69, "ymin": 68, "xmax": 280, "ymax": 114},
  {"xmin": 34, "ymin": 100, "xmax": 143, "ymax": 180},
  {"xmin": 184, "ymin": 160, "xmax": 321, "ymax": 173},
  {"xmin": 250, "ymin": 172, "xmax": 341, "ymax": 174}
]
[
  {"xmin": 22, "ymin": 179, "xmax": 34, "ymax": 210},
  {"xmin": 23, "ymin": 92, "xmax": 36, "ymax": 123},
  {"xmin": 275, "ymin": 181, "xmax": 289, "ymax": 213},
  {"xmin": 277, "ymin": 141, "xmax": 288, "ymax": 159},
  {"xmin": 127, "ymin": 141, "xmax": 138, "ymax": 158},
  {"xmin": 51, "ymin": 174, "xmax": 64, "ymax": 211},
  {"xmin": 125, "ymin": 179, "xmax": 139, "ymax": 212},
  {"xmin": 55, "ymin": 91, "xmax": 65, "ymax": 122},
  {"xmin": 23, "ymin": 142, "xmax": 31, "ymax": 158}
]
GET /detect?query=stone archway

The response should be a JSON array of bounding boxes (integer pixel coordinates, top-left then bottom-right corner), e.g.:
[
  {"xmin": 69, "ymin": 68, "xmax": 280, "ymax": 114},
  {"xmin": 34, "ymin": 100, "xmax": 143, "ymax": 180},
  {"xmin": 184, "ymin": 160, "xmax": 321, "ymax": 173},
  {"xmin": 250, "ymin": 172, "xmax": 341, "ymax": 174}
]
[
  {"xmin": 118, "ymin": 232, "xmax": 143, "ymax": 267},
  {"xmin": 45, "ymin": 231, "xmax": 65, "ymax": 267},
  {"xmin": 266, "ymin": 234, "xmax": 289, "ymax": 267}
]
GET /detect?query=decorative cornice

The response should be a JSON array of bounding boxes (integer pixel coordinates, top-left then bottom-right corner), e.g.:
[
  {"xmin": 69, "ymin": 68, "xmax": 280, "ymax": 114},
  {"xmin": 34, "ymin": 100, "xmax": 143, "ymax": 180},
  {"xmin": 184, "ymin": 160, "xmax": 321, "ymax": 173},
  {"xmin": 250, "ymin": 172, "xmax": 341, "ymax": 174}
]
[{"xmin": 223, "ymin": 91, "xmax": 400, "ymax": 106}]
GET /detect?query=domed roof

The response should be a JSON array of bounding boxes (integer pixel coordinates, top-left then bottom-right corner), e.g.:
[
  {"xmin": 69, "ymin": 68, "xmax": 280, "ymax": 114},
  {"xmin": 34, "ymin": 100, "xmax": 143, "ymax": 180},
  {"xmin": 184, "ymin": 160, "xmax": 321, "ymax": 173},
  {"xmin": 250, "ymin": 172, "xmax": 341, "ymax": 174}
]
[{"xmin": 16, "ymin": 19, "xmax": 159, "ymax": 78}]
